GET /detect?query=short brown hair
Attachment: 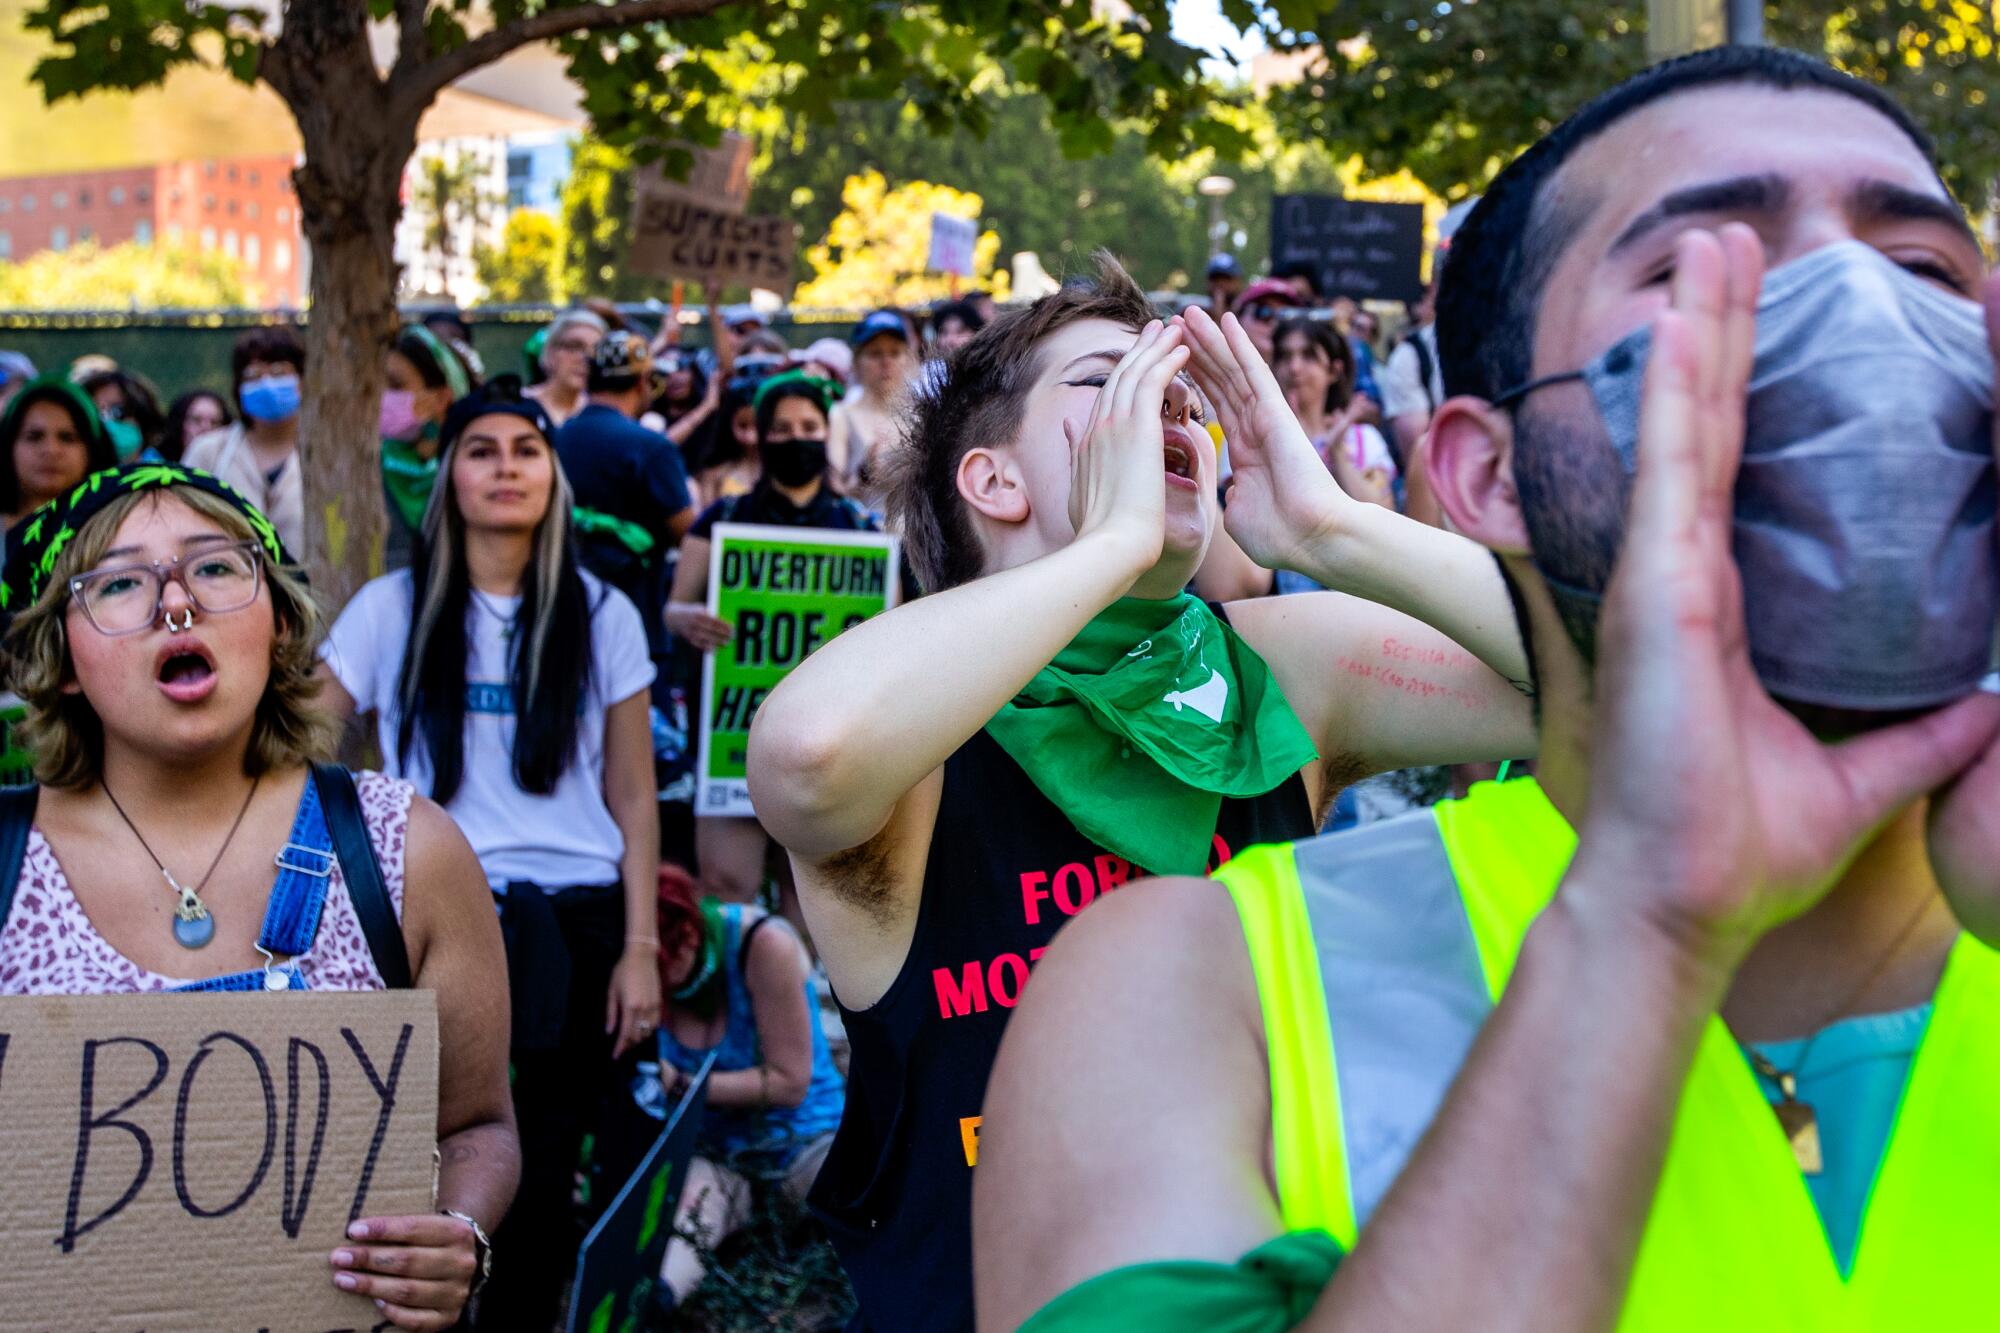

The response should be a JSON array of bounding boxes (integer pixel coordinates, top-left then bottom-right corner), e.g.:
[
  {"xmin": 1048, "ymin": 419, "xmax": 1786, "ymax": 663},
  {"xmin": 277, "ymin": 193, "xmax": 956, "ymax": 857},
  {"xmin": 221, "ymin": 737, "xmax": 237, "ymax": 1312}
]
[
  {"xmin": 5, "ymin": 486, "xmax": 334, "ymax": 788},
  {"xmin": 883, "ymin": 254, "xmax": 1157, "ymax": 592}
]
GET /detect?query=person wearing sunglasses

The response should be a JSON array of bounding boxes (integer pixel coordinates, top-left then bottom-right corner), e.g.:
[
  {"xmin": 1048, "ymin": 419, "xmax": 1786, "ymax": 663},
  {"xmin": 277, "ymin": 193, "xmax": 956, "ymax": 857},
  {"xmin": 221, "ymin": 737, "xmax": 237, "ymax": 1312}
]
[
  {"xmin": 0, "ymin": 463, "xmax": 517, "ymax": 1331},
  {"xmin": 1231, "ymin": 278, "xmax": 1302, "ymax": 364}
]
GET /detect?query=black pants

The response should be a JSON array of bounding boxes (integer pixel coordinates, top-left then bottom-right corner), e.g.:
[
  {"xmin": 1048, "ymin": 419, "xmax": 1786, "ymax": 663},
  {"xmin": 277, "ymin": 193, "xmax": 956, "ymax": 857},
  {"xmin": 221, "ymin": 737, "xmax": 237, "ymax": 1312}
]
[{"xmin": 477, "ymin": 882, "xmax": 625, "ymax": 1332}]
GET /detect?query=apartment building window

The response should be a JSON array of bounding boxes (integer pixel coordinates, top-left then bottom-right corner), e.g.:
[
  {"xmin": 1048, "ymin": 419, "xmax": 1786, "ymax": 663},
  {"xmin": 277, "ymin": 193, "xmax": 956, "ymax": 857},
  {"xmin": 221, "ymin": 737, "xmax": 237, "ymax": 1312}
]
[
  {"xmin": 50, "ymin": 226, "xmax": 68, "ymax": 252},
  {"xmin": 109, "ymin": 186, "xmax": 125, "ymax": 205},
  {"xmin": 19, "ymin": 196, "xmax": 33, "ymax": 213},
  {"xmin": 222, "ymin": 230, "xmax": 239, "ymax": 258},
  {"xmin": 245, "ymin": 234, "xmax": 260, "ymax": 266},
  {"xmin": 247, "ymin": 202, "xmax": 260, "ymax": 220},
  {"xmin": 204, "ymin": 194, "xmax": 217, "ymax": 211},
  {"xmin": 51, "ymin": 191, "xmax": 67, "ymax": 209},
  {"xmin": 0, "ymin": 232, "xmax": 11, "ymax": 259},
  {"xmin": 134, "ymin": 220, "xmax": 153, "ymax": 244},
  {"xmin": 199, "ymin": 226, "xmax": 216, "ymax": 250},
  {"xmin": 249, "ymin": 169, "xmax": 261, "ymax": 186},
  {"xmin": 275, "ymin": 241, "xmax": 291, "ymax": 272},
  {"xmin": 136, "ymin": 186, "xmax": 150, "ymax": 204},
  {"xmin": 227, "ymin": 164, "xmax": 239, "ymax": 182},
  {"xmin": 0, "ymin": 198, "xmax": 11, "ymax": 214},
  {"xmin": 227, "ymin": 199, "xmax": 239, "ymax": 216},
  {"xmin": 77, "ymin": 189, "xmax": 91, "ymax": 208}
]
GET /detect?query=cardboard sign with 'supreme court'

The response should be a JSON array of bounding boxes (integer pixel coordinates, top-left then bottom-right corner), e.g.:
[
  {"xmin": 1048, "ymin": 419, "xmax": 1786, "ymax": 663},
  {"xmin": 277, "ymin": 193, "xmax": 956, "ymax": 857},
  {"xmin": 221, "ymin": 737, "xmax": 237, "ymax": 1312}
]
[
  {"xmin": 697, "ymin": 523, "xmax": 900, "ymax": 819},
  {"xmin": 0, "ymin": 992, "xmax": 440, "ymax": 1332}
]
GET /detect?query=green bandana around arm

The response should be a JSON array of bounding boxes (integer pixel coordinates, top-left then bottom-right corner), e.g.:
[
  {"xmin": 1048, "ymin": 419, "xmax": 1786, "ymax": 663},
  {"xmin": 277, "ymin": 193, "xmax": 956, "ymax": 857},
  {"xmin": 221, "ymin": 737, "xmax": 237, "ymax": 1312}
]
[{"xmin": 985, "ymin": 594, "xmax": 1318, "ymax": 875}]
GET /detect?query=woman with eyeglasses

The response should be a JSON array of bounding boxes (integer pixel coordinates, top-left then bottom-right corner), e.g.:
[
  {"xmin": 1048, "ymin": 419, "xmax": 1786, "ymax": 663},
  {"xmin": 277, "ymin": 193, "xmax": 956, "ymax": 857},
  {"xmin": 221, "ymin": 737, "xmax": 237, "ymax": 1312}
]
[
  {"xmin": 0, "ymin": 463, "xmax": 517, "ymax": 1331},
  {"xmin": 318, "ymin": 385, "xmax": 662, "ymax": 1332},
  {"xmin": 524, "ymin": 309, "xmax": 607, "ymax": 429},
  {"xmin": 666, "ymin": 371, "xmax": 897, "ymax": 927},
  {"xmin": 162, "ymin": 389, "xmax": 235, "ymax": 464},
  {"xmin": 79, "ymin": 368, "xmax": 167, "ymax": 462}
]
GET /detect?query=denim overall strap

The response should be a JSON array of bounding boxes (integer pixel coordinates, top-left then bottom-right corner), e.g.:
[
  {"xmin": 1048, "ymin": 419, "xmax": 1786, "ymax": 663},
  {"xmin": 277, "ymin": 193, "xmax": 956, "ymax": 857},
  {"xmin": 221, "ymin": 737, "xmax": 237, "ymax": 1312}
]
[{"xmin": 172, "ymin": 777, "xmax": 336, "ymax": 994}]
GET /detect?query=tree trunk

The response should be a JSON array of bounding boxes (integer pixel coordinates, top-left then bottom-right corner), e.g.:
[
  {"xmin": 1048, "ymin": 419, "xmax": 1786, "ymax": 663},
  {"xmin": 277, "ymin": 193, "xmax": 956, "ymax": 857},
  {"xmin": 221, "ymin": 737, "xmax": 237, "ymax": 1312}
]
[{"xmin": 269, "ymin": 7, "xmax": 425, "ymax": 614}]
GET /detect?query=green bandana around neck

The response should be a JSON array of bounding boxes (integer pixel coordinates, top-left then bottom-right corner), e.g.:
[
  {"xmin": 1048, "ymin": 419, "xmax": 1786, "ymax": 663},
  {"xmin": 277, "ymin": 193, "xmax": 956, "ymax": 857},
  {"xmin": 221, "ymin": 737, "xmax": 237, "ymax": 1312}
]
[
  {"xmin": 380, "ymin": 431, "xmax": 440, "ymax": 533},
  {"xmin": 985, "ymin": 593, "xmax": 1318, "ymax": 875}
]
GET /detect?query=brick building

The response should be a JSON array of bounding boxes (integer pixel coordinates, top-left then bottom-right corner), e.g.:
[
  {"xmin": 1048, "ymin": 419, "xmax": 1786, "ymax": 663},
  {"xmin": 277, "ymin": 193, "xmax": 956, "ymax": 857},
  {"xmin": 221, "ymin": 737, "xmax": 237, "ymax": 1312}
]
[{"xmin": 0, "ymin": 156, "xmax": 304, "ymax": 305}]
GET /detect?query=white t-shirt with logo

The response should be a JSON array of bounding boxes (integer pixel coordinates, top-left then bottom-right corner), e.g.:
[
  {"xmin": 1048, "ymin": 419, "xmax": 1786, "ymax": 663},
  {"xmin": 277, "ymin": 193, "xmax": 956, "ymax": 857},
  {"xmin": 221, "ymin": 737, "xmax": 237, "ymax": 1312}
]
[{"xmin": 322, "ymin": 568, "xmax": 655, "ymax": 889}]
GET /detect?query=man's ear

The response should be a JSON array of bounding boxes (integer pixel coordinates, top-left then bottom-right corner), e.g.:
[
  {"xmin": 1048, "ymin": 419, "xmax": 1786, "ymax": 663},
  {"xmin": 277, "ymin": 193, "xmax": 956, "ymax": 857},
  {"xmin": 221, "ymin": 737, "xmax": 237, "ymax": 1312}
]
[
  {"xmin": 957, "ymin": 446, "xmax": 1031, "ymax": 525},
  {"xmin": 1426, "ymin": 395, "xmax": 1530, "ymax": 554}
]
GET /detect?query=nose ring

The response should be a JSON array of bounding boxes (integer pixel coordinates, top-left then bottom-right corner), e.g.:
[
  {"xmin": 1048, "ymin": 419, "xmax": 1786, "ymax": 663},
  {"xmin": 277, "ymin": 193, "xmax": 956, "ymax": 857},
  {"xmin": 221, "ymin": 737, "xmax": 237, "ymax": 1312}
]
[{"xmin": 164, "ymin": 608, "xmax": 195, "ymax": 632}]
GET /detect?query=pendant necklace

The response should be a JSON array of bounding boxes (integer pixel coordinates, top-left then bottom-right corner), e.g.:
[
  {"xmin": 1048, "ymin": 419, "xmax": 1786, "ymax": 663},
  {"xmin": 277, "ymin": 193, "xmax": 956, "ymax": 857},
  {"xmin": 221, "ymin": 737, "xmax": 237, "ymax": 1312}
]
[
  {"xmin": 1743, "ymin": 893, "xmax": 1938, "ymax": 1176},
  {"xmin": 102, "ymin": 774, "xmax": 262, "ymax": 950},
  {"xmin": 471, "ymin": 587, "xmax": 520, "ymax": 644}
]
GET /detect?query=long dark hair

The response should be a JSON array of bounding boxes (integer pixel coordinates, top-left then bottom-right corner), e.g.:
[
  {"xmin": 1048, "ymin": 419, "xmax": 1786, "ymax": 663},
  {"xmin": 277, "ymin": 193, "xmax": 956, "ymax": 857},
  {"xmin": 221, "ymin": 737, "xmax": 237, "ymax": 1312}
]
[
  {"xmin": 1274, "ymin": 315, "xmax": 1355, "ymax": 413},
  {"xmin": 395, "ymin": 385, "xmax": 594, "ymax": 804}
]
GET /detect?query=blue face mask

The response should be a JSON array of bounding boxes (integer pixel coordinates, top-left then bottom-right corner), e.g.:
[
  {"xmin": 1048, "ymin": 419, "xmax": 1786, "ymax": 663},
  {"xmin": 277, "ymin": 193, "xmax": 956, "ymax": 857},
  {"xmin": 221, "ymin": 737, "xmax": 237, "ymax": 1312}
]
[{"xmin": 240, "ymin": 374, "xmax": 301, "ymax": 424}]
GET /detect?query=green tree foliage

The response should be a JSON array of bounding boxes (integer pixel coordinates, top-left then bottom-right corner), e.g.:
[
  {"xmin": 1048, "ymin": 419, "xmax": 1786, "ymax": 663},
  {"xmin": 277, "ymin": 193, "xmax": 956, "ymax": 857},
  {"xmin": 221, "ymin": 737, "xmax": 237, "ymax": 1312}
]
[
  {"xmin": 475, "ymin": 211, "xmax": 563, "ymax": 304},
  {"xmin": 0, "ymin": 240, "xmax": 249, "ymax": 309},
  {"xmin": 793, "ymin": 171, "xmax": 1011, "ymax": 308},
  {"xmin": 1250, "ymin": 1, "xmax": 2000, "ymax": 198}
]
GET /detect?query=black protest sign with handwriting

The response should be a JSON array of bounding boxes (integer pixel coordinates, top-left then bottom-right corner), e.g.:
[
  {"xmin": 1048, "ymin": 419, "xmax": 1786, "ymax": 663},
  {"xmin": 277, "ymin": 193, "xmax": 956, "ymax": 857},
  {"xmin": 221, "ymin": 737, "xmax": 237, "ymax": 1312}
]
[{"xmin": 1269, "ymin": 195, "xmax": 1425, "ymax": 304}]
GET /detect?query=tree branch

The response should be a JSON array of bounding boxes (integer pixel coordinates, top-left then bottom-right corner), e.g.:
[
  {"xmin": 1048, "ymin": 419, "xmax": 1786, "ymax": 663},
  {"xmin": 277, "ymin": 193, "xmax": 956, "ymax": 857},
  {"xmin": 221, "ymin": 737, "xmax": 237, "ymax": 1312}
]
[
  {"xmin": 393, "ymin": 0, "xmax": 432, "ymax": 75},
  {"xmin": 392, "ymin": 0, "xmax": 756, "ymax": 114}
]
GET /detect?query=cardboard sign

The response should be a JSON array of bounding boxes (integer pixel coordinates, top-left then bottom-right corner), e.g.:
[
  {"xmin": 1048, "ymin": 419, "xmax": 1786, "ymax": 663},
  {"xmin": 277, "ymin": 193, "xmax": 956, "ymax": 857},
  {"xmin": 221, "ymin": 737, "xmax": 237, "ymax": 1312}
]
[
  {"xmin": 696, "ymin": 524, "xmax": 900, "ymax": 818},
  {"xmin": 0, "ymin": 992, "xmax": 440, "ymax": 1332},
  {"xmin": 1269, "ymin": 195, "xmax": 1425, "ymax": 303},
  {"xmin": 564, "ymin": 1053, "xmax": 716, "ymax": 1333},
  {"xmin": 646, "ymin": 133, "xmax": 753, "ymax": 213},
  {"xmin": 627, "ymin": 188, "xmax": 800, "ymax": 297},
  {"xmin": 927, "ymin": 212, "xmax": 979, "ymax": 277}
]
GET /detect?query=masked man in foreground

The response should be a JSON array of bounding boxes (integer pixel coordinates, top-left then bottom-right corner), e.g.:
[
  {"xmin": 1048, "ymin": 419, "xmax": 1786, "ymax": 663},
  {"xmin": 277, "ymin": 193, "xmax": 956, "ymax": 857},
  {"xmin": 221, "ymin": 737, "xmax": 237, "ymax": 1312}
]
[{"xmin": 977, "ymin": 47, "xmax": 2000, "ymax": 1330}]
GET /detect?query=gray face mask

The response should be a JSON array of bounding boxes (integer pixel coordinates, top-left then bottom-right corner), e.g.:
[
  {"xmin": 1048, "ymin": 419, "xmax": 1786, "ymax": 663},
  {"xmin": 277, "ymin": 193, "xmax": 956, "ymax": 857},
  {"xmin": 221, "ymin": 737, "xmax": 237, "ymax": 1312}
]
[{"xmin": 1498, "ymin": 240, "xmax": 1997, "ymax": 712}]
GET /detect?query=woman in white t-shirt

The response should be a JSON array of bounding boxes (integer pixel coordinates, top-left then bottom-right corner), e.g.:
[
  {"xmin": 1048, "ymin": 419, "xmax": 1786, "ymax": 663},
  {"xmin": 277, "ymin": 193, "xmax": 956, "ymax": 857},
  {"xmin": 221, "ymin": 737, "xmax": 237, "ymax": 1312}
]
[
  {"xmin": 318, "ymin": 384, "xmax": 662, "ymax": 1333},
  {"xmin": 1271, "ymin": 315, "xmax": 1397, "ymax": 511}
]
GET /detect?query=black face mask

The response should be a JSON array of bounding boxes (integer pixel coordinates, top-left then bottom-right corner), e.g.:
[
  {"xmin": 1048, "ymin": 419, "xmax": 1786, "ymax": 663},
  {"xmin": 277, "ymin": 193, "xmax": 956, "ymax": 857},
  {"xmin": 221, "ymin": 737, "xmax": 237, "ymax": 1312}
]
[{"xmin": 764, "ymin": 436, "xmax": 827, "ymax": 487}]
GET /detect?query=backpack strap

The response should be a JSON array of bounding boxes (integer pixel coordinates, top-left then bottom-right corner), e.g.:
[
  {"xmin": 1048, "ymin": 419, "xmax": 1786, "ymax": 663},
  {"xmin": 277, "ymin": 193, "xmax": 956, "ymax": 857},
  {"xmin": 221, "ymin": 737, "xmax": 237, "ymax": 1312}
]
[
  {"xmin": 311, "ymin": 764, "xmax": 412, "ymax": 989},
  {"xmin": 0, "ymin": 783, "xmax": 38, "ymax": 933},
  {"xmin": 736, "ymin": 910, "xmax": 775, "ymax": 975}
]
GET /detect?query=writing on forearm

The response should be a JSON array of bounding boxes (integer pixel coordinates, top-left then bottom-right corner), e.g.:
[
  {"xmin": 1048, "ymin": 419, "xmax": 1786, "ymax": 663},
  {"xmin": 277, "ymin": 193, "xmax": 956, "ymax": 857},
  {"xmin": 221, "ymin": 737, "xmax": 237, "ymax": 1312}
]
[{"xmin": 1337, "ymin": 654, "xmax": 1489, "ymax": 711}]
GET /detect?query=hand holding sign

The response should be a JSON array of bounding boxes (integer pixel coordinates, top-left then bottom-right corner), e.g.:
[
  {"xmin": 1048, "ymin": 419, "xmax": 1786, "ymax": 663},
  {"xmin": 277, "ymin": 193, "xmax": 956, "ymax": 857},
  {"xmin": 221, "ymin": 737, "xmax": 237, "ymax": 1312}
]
[{"xmin": 330, "ymin": 1213, "xmax": 479, "ymax": 1331}]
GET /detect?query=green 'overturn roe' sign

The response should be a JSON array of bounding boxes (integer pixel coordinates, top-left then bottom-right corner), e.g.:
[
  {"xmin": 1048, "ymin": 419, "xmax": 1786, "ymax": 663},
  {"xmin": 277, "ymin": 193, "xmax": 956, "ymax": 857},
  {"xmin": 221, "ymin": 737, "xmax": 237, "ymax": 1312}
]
[{"xmin": 697, "ymin": 523, "xmax": 900, "ymax": 818}]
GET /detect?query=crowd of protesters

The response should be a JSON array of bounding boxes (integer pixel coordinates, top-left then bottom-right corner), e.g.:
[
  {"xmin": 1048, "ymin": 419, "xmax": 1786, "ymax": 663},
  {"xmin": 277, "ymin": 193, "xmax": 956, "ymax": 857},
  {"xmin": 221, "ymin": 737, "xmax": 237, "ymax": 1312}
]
[{"xmin": 2, "ymin": 43, "xmax": 1998, "ymax": 1333}]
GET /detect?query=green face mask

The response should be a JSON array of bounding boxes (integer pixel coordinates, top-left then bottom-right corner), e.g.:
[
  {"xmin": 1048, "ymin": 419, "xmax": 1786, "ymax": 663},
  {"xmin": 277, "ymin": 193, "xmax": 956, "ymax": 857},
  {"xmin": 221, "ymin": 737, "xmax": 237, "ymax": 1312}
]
[
  {"xmin": 105, "ymin": 416, "xmax": 143, "ymax": 460},
  {"xmin": 985, "ymin": 594, "xmax": 1319, "ymax": 875}
]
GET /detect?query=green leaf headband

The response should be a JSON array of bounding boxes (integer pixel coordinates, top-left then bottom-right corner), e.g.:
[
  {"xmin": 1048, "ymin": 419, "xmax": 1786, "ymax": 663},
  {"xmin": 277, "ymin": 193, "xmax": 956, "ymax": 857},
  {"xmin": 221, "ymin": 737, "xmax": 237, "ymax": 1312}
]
[{"xmin": 0, "ymin": 463, "xmax": 295, "ymax": 613}]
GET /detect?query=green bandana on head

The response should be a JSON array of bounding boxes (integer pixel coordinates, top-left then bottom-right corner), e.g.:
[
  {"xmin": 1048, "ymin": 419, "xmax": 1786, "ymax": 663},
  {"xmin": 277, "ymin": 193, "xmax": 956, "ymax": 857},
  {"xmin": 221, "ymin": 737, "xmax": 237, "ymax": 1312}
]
[
  {"xmin": 986, "ymin": 594, "xmax": 1318, "ymax": 875},
  {"xmin": 0, "ymin": 463, "xmax": 294, "ymax": 613}
]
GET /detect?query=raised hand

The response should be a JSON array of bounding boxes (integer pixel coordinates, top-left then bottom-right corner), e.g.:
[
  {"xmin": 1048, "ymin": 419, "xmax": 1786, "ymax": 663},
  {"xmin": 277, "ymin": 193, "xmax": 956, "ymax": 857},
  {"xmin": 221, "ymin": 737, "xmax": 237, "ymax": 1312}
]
[
  {"xmin": 1567, "ymin": 225, "xmax": 2000, "ymax": 967},
  {"xmin": 1926, "ymin": 272, "xmax": 2000, "ymax": 946},
  {"xmin": 1178, "ymin": 304, "xmax": 1360, "ymax": 573},
  {"xmin": 1064, "ymin": 318, "xmax": 1188, "ymax": 565}
]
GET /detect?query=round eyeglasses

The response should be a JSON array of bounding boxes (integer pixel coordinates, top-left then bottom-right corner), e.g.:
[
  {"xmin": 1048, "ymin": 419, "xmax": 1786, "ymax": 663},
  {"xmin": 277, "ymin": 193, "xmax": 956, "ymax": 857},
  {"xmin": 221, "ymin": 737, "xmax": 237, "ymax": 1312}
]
[{"xmin": 66, "ymin": 540, "xmax": 265, "ymax": 636}]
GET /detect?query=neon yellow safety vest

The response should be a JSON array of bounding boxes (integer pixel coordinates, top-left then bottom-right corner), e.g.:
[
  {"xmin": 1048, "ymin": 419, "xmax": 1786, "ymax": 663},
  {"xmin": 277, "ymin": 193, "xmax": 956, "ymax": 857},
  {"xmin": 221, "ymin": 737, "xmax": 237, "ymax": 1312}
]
[{"xmin": 1214, "ymin": 778, "xmax": 2000, "ymax": 1330}]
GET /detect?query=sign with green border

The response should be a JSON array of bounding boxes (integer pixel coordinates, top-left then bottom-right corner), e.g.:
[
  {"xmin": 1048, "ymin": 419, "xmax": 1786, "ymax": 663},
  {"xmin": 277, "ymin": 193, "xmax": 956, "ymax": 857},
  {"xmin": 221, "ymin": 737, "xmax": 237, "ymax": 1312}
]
[{"xmin": 696, "ymin": 523, "xmax": 900, "ymax": 819}]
